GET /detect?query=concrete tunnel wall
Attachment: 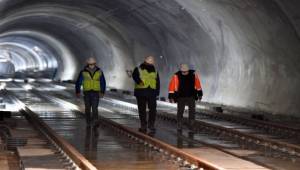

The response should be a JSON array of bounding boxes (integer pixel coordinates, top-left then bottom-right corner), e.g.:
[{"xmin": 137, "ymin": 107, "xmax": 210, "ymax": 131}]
[{"xmin": 0, "ymin": 0, "xmax": 300, "ymax": 116}]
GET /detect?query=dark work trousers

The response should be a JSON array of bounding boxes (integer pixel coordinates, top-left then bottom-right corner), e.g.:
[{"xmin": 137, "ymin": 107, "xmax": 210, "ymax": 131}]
[
  {"xmin": 84, "ymin": 91, "xmax": 100, "ymax": 126},
  {"xmin": 136, "ymin": 96, "xmax": 157, "ymax": 130},
  {"xmin": 177, "ymin": 97, "xmax": 195, "ymax": 130}
]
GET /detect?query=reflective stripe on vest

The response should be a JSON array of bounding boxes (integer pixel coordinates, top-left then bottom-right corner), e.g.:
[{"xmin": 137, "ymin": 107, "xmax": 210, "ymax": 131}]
[
  {"xmin": 135, "ymin": 68, "xmax": 157, "ymax": 89},
  {"xmin": 82, "ymin": 70, "xmax": 101, "ymax": 91}
]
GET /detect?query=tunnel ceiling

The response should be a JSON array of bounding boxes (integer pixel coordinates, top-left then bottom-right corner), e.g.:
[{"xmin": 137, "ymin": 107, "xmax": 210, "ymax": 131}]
[{"xmin": 0, "ymin": 0, "xmax": 300, "ymax": 116}]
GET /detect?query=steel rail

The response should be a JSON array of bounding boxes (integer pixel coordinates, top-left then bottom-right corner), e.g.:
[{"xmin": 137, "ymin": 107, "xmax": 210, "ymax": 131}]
[
  {"xmin": 6, "ymin": 90, "xmax": 97, "ymax": 170},
  {"xmin": 159, "ymin": 112, "xmax": 300, "ymax": 158},
  {"xmin": 99, "ymin": 97, "xmax": 300, "ymax": 158},
  {"xmin": 20, "ymin": 108, "xmax": 97, "ymax": 170},
  {"xmin": 97, "ymin": 114, "xmax": 223, "ymax": 170},
  {"xmin": 32, "ymin": 89, "xmax": 223, "ymax": 170},
  {"xmin": 198, "ymin": 111, "xmax": 300, "ymax": 139}
]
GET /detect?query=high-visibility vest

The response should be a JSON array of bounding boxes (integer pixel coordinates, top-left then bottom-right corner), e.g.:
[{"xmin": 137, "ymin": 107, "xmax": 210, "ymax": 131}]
[
  {"xmin": 82, "ymin": 70, "xmax": 101, "ymax": 91},
  {"xmin": 135, "ymin": 68, "xmax": 157, "ymax": 89},
  {"xmin": 169, "ymin": 72, "xmax": 202, "ymax": 93}
]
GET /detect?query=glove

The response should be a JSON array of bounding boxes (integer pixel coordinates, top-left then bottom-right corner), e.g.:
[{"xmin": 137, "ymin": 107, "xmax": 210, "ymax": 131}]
[
  {"xmin": 76, "ymin": 93, "xmax": 80, "ymax": 98},
  {"xmin": 168, "ymin": 93, "xmax": 175, "ymax": 103},
  {"xmin": 169, "ymin": 98, "xmax": 175, "ymax": 103},
  {"xmin": 139, "ymin": 81, "xmax": 144, "ymax": 86},
  {"xmin": 197, "ymin": 90, "xmax": 203, "ymax": 101},
  {"xmin": 99, "ymin": 93, "xmax": 104, "ymax": 98},
  {"xmin": 198, "ymin": 96, "xmax": 202, "ymax": 101}
]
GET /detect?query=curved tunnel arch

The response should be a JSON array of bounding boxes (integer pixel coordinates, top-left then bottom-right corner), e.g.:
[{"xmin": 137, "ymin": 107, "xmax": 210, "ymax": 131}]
[
  {"xmin": 0, "ymin": 42, "xmax": 47, "ymax": 70},
  {"xmin": 0, "ymin": 31, "xmax": 75, "ymax": 79},
  {"xmin": 0, "ymin": 0, "xmax": 300, "ymax": 116}
]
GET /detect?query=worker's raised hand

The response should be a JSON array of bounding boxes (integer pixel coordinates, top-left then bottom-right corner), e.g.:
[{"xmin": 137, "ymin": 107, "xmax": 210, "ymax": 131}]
[{"xmin": 139, "ymin": 81, "xmax": 145, "ymax": 86}]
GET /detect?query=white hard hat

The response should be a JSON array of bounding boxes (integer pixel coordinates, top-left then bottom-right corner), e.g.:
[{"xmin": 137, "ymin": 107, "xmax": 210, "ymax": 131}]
[
  {"xmin": 145, "ymin": 56, "xmax": 155, "ymax": 65},
  {"xmin": 180, "ymin": 64, "xmax": 189, "ymax": 72},
  {"xmin": 86, "ymin": 57, "xmax": 96, "ymax": 64}
]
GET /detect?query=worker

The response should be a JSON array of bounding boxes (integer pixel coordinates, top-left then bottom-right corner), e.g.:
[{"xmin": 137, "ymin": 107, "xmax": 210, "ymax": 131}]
[
  {"xmin": 75, "ymin": 57, "xmax": 106, "ymax": 127},
  {"xmin": 168, "ymin": 64, "xmax": 203, "ymax": 133},
  {"xmin": 132, "ymin": 55, "xmax": 160, "ymax": 134}
]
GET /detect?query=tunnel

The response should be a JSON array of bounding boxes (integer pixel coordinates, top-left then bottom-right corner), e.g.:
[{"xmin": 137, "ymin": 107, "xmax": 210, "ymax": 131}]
[{"xmin": 0, "ymin": 0, "xmax": 300, "ymax": 117}]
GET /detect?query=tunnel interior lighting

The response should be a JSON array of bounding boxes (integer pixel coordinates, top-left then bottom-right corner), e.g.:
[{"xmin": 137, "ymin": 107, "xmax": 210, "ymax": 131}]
[
  {"xmin": 23, "ymin": 84, "xmax": 33, "ymax": 91},
  {"xmin": 0, "ymin": 57, "xmax": 9, "ymax": 62},
  {"xmin": 0, "ymin": 83, "xmax": 6, "ymax": 90},
  {"xmin": 39, "ymin": 78, "xmax": 52, "ymax": 82},
  {"xmin": 104, "ymin": 98, "xmax": 138, "ymax": 109},
  {"xmin": 0, "ymin": 78, "xmax": 12, "ymax": 82},
  {"xmin": 99, "ymin": 106, "xmax": 114, "ymax": 113},
  {"xmin": 56, "ymin": 99, "xmax": 80, "ymax": 111},
  {"xmin": 27, "ymin": 78, "xmax": 36, "ymax": 82}
]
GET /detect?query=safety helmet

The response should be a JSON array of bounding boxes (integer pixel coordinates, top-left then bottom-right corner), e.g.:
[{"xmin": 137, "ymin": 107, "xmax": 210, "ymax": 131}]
[
  {"xmin": 86, "ymin": 57, "xmax": 96, "ymax": 64},
  {"xmin": 180, "ymin": 64, "xmax": 189, "ymax": 72},
  {"xmin": 145, "ymin": 56, "xmax": 155, "ymax": 65}
]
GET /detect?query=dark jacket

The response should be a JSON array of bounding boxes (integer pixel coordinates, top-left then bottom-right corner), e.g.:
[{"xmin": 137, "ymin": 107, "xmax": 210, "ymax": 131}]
[
  {"xmin": 168, "ymin": 70, "xmax": 203, "ymax": 101},
  {"xmin": 132, "ymin": 63, "xmax": 160, "ymax": 97},
  {"xmin": 75, "ymin": 66, "xmax": 106, "ymax": 94}
]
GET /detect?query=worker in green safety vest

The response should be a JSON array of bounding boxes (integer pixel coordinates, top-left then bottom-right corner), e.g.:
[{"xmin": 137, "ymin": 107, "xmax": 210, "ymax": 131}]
[
  {"xmin": 75, "ymin": 57, "xmax": 106, "ymax": 128},
  {"xmin": 132, "ymin": 56, "xmax": 160, "ymax": 134}
]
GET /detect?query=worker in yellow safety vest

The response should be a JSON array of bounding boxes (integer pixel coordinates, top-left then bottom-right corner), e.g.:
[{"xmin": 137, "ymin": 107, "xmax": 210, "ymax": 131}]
[
  {"xmin": 75, "ymin": 57, "xmax": 106, "ymax": 128},
  {"xmin": 132, "ymin": 56, "xmax": 160, "ymax": 134}
]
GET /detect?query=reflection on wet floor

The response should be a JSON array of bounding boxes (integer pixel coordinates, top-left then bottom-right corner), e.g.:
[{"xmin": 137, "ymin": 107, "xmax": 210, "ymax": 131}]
[
  {"xmin": 11, "ymin": 90, "xmax": 183, "ymax": 170},
  {"xmin": 176, "ymin": 131, "xmax": 196, "ymax": 148},
  {"xmin": 44, "ymin": 114, "xmax": 183, "ymax": 170},
  {"xmin": 99, "ymin": 107, "xmax": 201, "ymax": 149}
]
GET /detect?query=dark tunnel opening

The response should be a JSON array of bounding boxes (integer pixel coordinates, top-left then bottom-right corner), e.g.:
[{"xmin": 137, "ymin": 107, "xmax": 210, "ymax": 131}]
[{"xmin": 1, "ymin": 0, "xmax": 300, "ymax": 117}]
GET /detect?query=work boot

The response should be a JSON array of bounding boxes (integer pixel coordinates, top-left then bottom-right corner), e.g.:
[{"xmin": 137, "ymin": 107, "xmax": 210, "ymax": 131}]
[
  {"xmin": 177, "ymin": 121, "xmax": 183, "ymax": 132},
  {"xmin": 188, "ymin": 120, "xmax": 195, "ymax": 133},
  {"xmin": 86, "ymin": 122, "xmax": 91, "ymax": 128},
  {"xmin": 93, "ymin": 120, "xmax": 100, "ymax": 128},
  {"xmin": 148, "ymin": 124, "xmax": 156, "ymax": 133},
  {"xmin": 138, "ymin": 128, "xmax": 147, "ymax": 134}
]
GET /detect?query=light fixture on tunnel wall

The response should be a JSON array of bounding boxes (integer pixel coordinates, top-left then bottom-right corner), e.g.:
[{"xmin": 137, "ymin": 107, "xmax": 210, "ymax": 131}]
[
  {"xmin": 0, "ymin": 57, "xmax": 8, "ymax": 62},
  {"xmin": 0, "ymin": 49, "xmax": 10, "ymax": 62},
  {"xmin": 0, "ymin": 51, "xmax": 15, "ymax": 78},
  {"xmin": 22, "ymin": 84, "xmax": 33, "ymax": 91},
  {"xmin": 32, "ymin": 46, "xmax": 41, "ymax": 52},
  {"xmin": 0, "ymin": 83, "xmax": 6, "ymax": 90}
]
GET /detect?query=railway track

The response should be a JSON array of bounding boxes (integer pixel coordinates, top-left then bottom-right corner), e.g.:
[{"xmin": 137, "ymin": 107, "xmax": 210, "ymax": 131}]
[
  {"xmin": 196, "ymin": 110, "xmax": 300, "ymax": 143},
  {"xmin": 5, "ymin": 82, "xmax": 222, "ymax": 170},
  {"xmin": 3, "ymin": 90, "xmax": 97, "ymax": 170},
  {"xmin": 24, "ymin": 81, "xmax": 300, "ymax": 169},
  {"xmin": 96, "ymin": 94, "xmax": 300, "ymax": 170},
  {"xmin": 105, "ymin": 87, "xmax": 300, "ymax": 141},
  {"xmin": 39, "ymin": 89, "xmax": 272, "ymax": 169},
  {"xmin": 105, "ymin": 91, "xmax": 300, "ymax": 159}
]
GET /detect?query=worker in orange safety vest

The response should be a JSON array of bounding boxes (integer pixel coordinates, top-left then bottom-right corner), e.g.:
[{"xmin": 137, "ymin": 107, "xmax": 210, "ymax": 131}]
[{"xmin": 168, "ymin": 64, "xmax": 203, "ymax": 133}]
